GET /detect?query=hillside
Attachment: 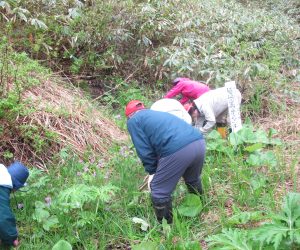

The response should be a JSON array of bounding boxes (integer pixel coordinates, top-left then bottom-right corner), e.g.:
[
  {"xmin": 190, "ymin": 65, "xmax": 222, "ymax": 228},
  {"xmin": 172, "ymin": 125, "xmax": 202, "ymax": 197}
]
[
  {"xmin": 0, "ymin": 0, "xmax": 299, "ymax": 249},
  {"xmin": 0, "ymin": 57, "xmax": 127, "ymax": 165}
]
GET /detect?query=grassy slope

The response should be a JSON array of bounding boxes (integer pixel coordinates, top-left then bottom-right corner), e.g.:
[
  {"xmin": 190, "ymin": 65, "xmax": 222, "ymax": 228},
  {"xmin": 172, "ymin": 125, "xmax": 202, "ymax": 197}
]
[{"xmin": 6, "ymin": 1, "xmax": 300, "ymax": 250}]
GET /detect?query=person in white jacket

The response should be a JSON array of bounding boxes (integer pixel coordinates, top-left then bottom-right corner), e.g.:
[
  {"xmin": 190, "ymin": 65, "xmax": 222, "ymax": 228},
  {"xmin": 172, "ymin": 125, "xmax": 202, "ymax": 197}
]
[
  {"xmin": 191, "ymin": 87, "xmax": 242, "ymax": 134},
  {"xmin": 150, "ymin": 98, "xmax": 192, "ymax": 125}
]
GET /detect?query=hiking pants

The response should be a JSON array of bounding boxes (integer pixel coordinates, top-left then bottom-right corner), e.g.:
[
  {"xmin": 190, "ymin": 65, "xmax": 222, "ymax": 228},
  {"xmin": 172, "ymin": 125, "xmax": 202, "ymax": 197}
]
[{"xmin": 150, "ymin": 139, "xmax": 206, "ymax": 202}]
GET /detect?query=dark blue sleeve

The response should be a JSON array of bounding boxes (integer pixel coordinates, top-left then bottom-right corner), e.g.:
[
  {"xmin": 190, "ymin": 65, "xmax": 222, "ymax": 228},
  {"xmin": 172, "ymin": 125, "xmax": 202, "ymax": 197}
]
[
  {"xmin": 127, "ymin": 119, "xmax": 157, "ymax": 174},
  {"xmin": 0, "ymin": 187, "xmax": 18, "ymax": 246}
]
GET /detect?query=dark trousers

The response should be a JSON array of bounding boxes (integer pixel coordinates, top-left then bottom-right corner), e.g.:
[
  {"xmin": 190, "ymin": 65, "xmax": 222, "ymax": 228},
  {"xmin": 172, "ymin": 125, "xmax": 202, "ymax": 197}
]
[{"xmin": 150, "ymin": 139, "xmax": 206, "ymax": 202}]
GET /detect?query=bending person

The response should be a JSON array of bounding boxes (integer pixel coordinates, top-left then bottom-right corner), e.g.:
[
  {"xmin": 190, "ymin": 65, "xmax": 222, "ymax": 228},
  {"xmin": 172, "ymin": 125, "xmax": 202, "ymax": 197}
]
[
  {"xmin": 150, "ymin": 98, "xmax": 192, "ymax": 124},
  {"xmin": 164, "ymin": 77, "xmax": 210, "ymax": 104},
  {"xmin": 125, "ymin": 100, "xmax": 205, "ymax": 224},
  {"xmin": 189, "ymin": 87, "xmax": 242, "ymax": 135}
]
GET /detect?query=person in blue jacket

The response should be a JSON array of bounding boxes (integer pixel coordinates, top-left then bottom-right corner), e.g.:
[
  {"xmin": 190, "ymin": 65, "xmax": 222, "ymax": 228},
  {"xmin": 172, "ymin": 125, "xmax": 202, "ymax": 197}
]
[
  {"xmin": 0, "ymin": 162, "xmax": 29, "ymax": 247},
  {"xmin": 125, "ymin": 100, "xmax": 206, "ymax": 224}
]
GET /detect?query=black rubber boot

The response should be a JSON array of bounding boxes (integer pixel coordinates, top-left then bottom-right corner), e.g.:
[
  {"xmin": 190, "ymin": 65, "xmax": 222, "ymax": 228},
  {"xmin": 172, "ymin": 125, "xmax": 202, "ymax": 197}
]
[
  {"xmin": 152, "ymin": 198, "xmax": 173, "ymax": 224},
  {"xmin": 186, "ymin": 181, "xmax": 203, "ymax": 196}
]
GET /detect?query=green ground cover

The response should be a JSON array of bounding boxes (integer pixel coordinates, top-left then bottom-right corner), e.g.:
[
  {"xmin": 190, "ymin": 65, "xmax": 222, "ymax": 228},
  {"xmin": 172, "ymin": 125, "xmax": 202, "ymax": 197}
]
[{"xmin": 0, "ymin": 0, "xmax": 299, "ymax": 249}]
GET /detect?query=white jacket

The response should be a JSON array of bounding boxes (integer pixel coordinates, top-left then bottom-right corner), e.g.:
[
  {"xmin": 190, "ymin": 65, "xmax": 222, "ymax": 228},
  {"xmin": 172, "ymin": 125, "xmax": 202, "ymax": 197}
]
[
  {"xmin": 193, "ymin": 87, "xmax": 241, "ymax": 134},
  {"xmin": 150, "ymin": 99, "xmax": 192, "ymax": 125},
  {"xmin": 0, "ymin": 164, "xmax": 13, "ymax": 189}
]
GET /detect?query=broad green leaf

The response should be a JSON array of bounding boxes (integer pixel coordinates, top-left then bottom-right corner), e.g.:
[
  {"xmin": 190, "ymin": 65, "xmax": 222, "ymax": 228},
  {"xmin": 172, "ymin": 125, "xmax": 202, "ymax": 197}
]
[
  {"xmin": 207, "ymin": 130, "xmax": 222, "ymax": 140},
  {"xmin": 32, "ymin": 208, "xmax": 49, "ymax": 223},
  {"xmin": 229, "ymin": 131, "xmax": 244, "ymax": 146},
  {"xmin": 43, "ymin": 215, "xmax": 59, "ymax": 231},
  {"xmin": 268, "ymin": 128, "xmax": 278, "ymax": 137},
  {"xmin": 228, "ymin": 211, "xmax": 263, "ymax": 225},
  {"xmin": 246, "ymin": 151, "xmax": 277, "ymax": 167},
  {"xmin": 246, "ymin": 153, "xmax": 261, "ymax": 166},
  {"xmin": 244, "ymin": 143, "xmax": 263, "ymax": 152},
  {"xmin": 52, "ymin": 240, "xmax": 72, "ymax": 250},
  {"xmin": 253, "ymin": 130, "xmax": 269, "ymax": 144},
  {"xmin": 178, "ymin": 194, "xmax": 202, "ymax": 217},
  {"xmin": 207, "ymin": 139, "xmax": 227, "ymax": 152},
  {"xmin": 35, "ymin": 200, "xmax": 46, "ymax": 209},
  {"xmin": 250, "ymin": 175, "xmax": 267, "ymax": 190},
  {"xmin": 175, "ymin": 241, "xmax": 202, "ymax": 250},
  {"xmin": 268, "ymin": 138, "xmax": 282, "ymax": 146},
  {"xmin": 132, "ymin": 241, "xmax": 157, "ymax": 250}
]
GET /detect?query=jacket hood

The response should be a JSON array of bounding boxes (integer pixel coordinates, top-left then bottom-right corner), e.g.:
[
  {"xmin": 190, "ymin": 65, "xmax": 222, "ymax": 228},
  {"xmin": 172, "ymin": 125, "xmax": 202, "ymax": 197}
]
[
  {"xmin": 177, "ymin": 77, "xmax": 190, "ymax": 82},
  {"xmin": 0, "ymin": 164, "xmax": 13, "ymax": 189}
]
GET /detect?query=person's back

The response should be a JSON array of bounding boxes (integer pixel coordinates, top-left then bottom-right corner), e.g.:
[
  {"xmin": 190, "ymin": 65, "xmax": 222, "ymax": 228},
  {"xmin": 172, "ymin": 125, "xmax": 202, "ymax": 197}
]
[
  {"xmin": 164, "ymin": 78, "xmax": 210, "ymax": 104},
  {"xmin": 150, "ymin": 99, "xmax": 192, "ymax": 124},
  {"xmin": 193, "ymin": 87, "xmax": 242, "ymax": 134},
  {"xmin": 127, "ymin": 109, "xmax": 201, "ymax": 158},
  {"xmin": 125, "ymin": 100, "xmax": 206, "ymax": 224},
  {"xmin": 195, "ymin": 87, "xmax": 241, "ymax": 117},
  {"xmin": 195, "ymin": 87, "xmax": 228, "ymax": 117}
]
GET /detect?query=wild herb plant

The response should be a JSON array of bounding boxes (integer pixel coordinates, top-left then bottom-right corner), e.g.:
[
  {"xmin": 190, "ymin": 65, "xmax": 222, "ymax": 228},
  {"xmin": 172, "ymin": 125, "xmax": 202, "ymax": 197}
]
[
  {"xmin": 206, "ymin": 193, "xmax": 300, "ymax": 250},
  {"xmin": 1, "ymin": 0, "xmax": 299, "ymax": 249},
  {"xmin": 1, "ymin": 0, "xmax": 298, "ymax": 107},
  {"xmin": 11, "ymin": 119, "xmax": 298, "ymax": 249}
]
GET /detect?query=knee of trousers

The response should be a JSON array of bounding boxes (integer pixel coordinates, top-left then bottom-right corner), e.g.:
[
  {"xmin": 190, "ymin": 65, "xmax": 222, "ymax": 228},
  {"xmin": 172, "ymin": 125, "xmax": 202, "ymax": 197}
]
[
  {"xmin": 150, "ymin": 182, "xmax": 173, "ymax": 202},
  {"xmin": 185, "ymin": 178, "xmax": 201, "ymax": 186},
  {"xmin": 151, "ymin": 195, "xmax": 171, "ymax": 205}
]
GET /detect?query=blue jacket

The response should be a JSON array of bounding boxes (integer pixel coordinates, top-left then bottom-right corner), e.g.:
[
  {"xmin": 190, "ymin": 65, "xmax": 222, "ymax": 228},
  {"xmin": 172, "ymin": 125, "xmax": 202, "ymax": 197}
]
[
  {"xmin": 0, "ymin": 164, "xmax": 18, "ymax": 246},
  {"xmin": 127, "ymin": 109, "xmax": 203, "ymax": 174}
]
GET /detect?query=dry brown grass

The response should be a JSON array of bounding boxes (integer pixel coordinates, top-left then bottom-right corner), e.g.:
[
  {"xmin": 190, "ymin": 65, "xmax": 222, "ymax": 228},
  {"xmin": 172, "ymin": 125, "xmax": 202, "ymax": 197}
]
[
  {"xmin": 255, "ymin": 83, "xmax": 300, "ymax": 198},
  {"xmin": 1, "ymin": 77, "xmax": 127, "ymax": 168}
]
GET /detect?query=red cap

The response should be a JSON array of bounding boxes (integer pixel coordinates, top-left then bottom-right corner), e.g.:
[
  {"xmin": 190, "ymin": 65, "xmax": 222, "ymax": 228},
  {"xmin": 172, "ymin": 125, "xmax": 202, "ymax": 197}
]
[
  {"xmin": 183, "ymin": 103, "xmax": 193, "ymax": 112},
  {"xmin": 125, "ymin": 100, "xmax": 145, "ymax": 117}
]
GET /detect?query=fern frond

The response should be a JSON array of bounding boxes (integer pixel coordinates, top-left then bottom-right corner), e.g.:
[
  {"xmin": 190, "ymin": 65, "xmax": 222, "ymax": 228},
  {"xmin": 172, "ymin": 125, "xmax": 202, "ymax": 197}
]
[
  {"xmin": 55, "ymin": 183, "xmax": 118, "ymax": 210},
  {"xmin": 253, "ymin": 193, "xmax": 300, "ymax": 249},
  {"xmin": 254, "ymin": 223, "xmax": 289, "ymax": 250},
  {"xmin": 281, "ymin": 193, "xmax": 300, "ymax": 229},
  {"xmin": 206, "ymin": 228, "xmax": 253, "ymax": 250}
]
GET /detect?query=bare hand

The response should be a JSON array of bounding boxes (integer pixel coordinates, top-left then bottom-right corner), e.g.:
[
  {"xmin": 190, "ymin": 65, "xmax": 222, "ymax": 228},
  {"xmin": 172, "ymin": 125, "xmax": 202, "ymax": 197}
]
[{"xmin": 13, "ymin": 239, "xmax": 19, "ymax": 247}]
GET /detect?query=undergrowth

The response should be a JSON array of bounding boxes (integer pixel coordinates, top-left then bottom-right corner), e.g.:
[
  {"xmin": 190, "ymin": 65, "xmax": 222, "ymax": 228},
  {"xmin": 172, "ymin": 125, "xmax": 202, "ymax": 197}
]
[
  {"xmin": 0, "ymin": 0, "xmax": 299, "ymax": 118},
  {"xmin": 12, "ymin": 123, "xmax": 300, "ymax": 249},
  {"xmin": 0, "ymin": 37, "xmax": 53, "ymax": 164},
  {"xmin": 0, "ymin": 0, "xmax": 299, "ymax": 249}
]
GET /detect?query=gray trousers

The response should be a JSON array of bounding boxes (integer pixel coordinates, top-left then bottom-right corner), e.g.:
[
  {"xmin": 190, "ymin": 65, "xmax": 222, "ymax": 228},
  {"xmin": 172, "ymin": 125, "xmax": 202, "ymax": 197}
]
[{"xmin": 150, "ymin": 139, "xmax": 206, "ymax": 202}]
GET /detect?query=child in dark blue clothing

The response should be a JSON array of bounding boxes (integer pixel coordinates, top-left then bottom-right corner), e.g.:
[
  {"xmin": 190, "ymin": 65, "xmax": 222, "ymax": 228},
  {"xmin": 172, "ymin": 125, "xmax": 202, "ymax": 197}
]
[{"xmin": 0, "ymin": 162, "xmax": 29, "ymax": 247}]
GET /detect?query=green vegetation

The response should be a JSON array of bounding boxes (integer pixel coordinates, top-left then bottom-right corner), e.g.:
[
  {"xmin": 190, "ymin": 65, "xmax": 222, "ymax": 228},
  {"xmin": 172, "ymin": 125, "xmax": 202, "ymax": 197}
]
[
  {"xmin": 1, "ymin": 0, "xmax": 299, "ymax": 97},
  {"xmin": 0, "ymin": 0, "xmax": 299, "ymax": 249},
  {"xmin": 12, "ymin": 124, "xmax": 299, "ymax": 249}
]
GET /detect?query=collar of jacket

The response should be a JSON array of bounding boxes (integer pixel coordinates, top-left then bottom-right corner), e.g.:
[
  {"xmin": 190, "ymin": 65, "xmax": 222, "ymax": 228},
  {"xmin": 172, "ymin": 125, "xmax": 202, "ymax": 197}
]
[
  {"xmin": 0, "ymin": 164, "xmax": 13, "ymax": 189},
  {"xmin": 127, "ymin": 109, "xmax": 145, "ymax": 119}
]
